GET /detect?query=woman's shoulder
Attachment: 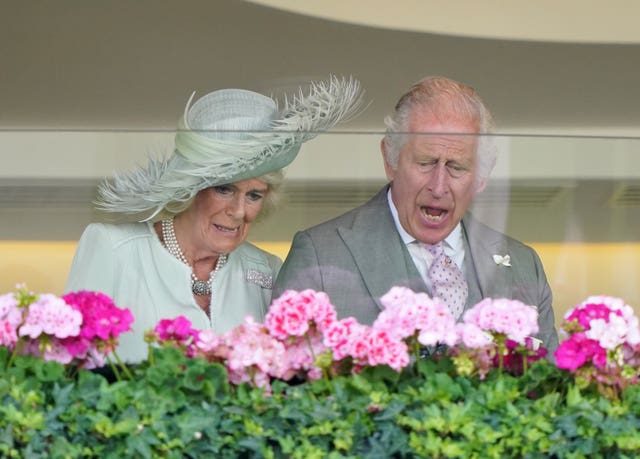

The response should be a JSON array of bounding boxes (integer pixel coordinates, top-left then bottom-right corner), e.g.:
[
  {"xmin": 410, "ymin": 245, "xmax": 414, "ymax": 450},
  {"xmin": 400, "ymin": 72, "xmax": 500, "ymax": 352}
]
[
  {"xmin": 80, "ymin": 222, "xmax": 153, "ymax": 247},
  {"xmin": 232, "ymin": 242, "xmax": 282, "ymax": 268}
]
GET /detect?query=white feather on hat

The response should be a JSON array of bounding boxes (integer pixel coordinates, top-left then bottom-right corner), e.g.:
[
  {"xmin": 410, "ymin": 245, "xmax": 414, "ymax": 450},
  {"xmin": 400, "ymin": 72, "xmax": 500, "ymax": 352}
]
[{"xmin": 95, "ymin": 75, "xmax": 365, "ymax": 221}]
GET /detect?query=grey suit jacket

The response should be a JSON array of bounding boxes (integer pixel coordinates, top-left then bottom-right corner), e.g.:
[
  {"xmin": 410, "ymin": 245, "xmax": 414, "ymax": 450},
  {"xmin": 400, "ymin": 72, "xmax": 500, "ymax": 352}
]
[{"xmin": 274, "ymin": 185, "xmax": 559, "ymax": 353}]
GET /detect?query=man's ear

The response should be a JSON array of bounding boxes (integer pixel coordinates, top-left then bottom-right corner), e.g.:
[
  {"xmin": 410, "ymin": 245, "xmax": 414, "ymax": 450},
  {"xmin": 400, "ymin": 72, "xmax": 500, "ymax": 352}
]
[
  {"xmin": 381, "ymin": 139, "xmax": 395, "ymax": 181},
  {"xmin": 474, "ymin": 175, "xmax": 488, "ymax": 193}
]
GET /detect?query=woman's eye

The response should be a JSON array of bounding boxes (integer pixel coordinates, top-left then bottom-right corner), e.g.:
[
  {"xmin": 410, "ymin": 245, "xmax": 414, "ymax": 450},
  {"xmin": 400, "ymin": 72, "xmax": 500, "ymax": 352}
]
[
  {"xmin": 213, "ymin": 185, "xmax": 232, "ymax": 195},
  {"xmin": 247, "ymin": 192, "xmax": 264, "ymax": 202}
]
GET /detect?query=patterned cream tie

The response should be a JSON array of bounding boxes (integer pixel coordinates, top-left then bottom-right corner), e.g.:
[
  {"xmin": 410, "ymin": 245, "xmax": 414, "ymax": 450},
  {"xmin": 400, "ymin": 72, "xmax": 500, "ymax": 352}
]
[{"xmin": 426, "ymin": 241, "xmax": 468, "ymax": 320}]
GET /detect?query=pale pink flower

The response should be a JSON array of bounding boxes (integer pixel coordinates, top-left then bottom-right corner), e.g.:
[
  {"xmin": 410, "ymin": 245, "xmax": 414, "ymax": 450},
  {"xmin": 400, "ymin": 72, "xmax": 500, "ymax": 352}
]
[
  {"xmin": 414, "ymin": 297, "xmax": 458, "ymax": 347},
  {"xmin": 280, "ymin": 329, "xmax": 327, "ymax": 381},
  {"xmin": 456, "ymin": 323, "xmax": 493, "ymax": 348},
  {"xmin": 323, "ymin": 317, "xmax": 369, "ymax": 361},
  {"xmin": 463, "ymin": 298, "xmax": 538, "ymax": 343},
  {"xmin": 586, "ymin": 315, "xmax": 629, "ymax": 350},
  {"xmin": 626, "ymin": 324, "xmax": 640, "ymax": 347},
  {"xmin": 264, "ymin": 290, "xmax": 312, "ymax": 339},
  {"xmin": 376, "ymin": 286, "xmax": 421, "ymax": 339},
  {"xmin": 195, "ymin": 329, "xmax": 220, "ymax": 353},
  {"xmin": 379, "ymin": 285, "xmax": 418, "ymax": 309},
  {"xmin": 42, "ymin": 340, "xmax": 74, "ymax": 364},
  {"xmin": 73, "ymin": 346, "xmax": 107, "ymax": 369},
  {"xmin": 265, "ymin": 289, "xmax": 338, "ymax": 340},
  {"xmin": 19, "ymin": 294, "xmax": 82, "ymax": 340},
  {"xmin": 0, "ymin": 292, "xmax": 18, "ymax": 316},
  {"xmin": 23, "ymin": 339, "xmax": 74, "ymax": 365},
  {"xmin": 223, "ymin": 316, "xmax": 288, "ymax": 385},
  {"xmin": 366, "ymin": 329, "xmax": 410, "ymax": 371},
  {"xmin": 0, "ymin": 293, "xmax": 22, "ymax": 348},
  {"xmin": 377, "ymin": 287, "xmax": 458, "ymax": 347},
  {"xmin": 308, "ymin": 294, "xmax": 338, "ymax": 332}
]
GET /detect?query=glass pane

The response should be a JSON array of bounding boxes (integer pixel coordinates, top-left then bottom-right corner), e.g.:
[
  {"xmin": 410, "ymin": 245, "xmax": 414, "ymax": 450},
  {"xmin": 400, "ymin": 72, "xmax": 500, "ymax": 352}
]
[{"xmin": 1, "ymin": 129, "xmax": 639, "ymax": 328}]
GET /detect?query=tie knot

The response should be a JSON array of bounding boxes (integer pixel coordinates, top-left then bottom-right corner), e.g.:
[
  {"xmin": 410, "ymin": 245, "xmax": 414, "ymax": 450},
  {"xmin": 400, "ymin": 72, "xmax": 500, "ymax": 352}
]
[{"xmin": 426, "ymin": 241, "xmax": 445, "ymax": 257}]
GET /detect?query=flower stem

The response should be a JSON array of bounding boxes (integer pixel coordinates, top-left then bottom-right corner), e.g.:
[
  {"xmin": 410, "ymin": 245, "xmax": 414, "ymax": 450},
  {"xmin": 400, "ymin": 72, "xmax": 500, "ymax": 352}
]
[
  {"xmin": 107, "ymin": 355, "xmax": 122, "ymax": 381},
  {"xmin": 6, "ymin": 343, "xmax": 20, "ymax": 370},
  {"xmin": 114, "ymin": 350, "xmax": 134, "ymax": 380}
]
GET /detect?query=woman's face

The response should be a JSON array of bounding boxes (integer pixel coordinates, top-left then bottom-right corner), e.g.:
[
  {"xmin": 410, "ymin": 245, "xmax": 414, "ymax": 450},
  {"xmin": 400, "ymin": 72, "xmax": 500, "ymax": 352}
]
[{"xmin": 184, "ymin": 178, "xmax": 269, "ymax": 256}]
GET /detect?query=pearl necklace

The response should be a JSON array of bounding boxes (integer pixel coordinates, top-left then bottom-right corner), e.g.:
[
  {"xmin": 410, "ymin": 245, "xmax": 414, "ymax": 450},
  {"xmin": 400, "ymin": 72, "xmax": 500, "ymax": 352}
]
[{"xmin": 161, "ymin": 218, "xmax": 228, "ymax": 296}]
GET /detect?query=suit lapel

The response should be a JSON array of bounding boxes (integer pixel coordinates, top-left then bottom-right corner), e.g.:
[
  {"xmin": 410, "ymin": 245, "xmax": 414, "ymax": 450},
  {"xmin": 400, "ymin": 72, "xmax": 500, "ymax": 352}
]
[
  {"xmin": 462, "ymin": 214, "xmax": 513, "ymax": 305},
  {"xmin": 338, "ymin": 187, "xmax": 426, "ymax": 310},
  {"xmin": 332, "ymin": 194, "xmax": 514, "ymax": 312}
]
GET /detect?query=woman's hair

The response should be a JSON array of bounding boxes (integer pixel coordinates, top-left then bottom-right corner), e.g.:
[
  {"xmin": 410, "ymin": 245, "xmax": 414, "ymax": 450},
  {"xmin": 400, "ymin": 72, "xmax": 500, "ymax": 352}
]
[
  {"xmin": 382, "ymin": 76, "xmax": 496, "ymax": 179},
  {"xmin": 154, "ymin": 168, "xmax": 285, "ymax": 222}
]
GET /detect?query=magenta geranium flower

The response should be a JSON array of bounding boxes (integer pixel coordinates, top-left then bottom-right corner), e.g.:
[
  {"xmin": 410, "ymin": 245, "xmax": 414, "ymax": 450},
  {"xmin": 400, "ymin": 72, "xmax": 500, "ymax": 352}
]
[
  {"xmin": 1, "ymin": 286, "xmax": 134, "ymax": 370},
  {"xmin": 60, "ymin": 290, "xmax": 134, "ymax": 368},
  {"xmin": 62, "ymin": 291, "xmax": 134, "ymax": 341},
  {"xmin": 555, "ymin": 296, "xmax": 640, "ymax": 396}
]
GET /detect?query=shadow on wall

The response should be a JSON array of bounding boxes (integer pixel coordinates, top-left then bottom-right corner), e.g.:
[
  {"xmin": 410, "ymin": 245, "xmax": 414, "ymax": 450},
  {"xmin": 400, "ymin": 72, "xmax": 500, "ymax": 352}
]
[{"xmin": 1, "ymin": 241, "xmax": 639, "ymax": 328}]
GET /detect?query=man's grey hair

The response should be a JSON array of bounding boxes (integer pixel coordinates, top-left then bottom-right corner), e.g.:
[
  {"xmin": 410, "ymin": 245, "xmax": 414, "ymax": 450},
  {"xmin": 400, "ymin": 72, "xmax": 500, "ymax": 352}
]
[{"xmin": 382, "ymin": 76, "xmax": 497, "ymax": 179}]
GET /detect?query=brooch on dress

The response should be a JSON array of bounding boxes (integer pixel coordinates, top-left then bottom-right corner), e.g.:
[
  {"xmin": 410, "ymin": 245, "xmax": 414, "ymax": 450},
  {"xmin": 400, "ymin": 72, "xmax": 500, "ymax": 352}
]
[{"xmin": 245, "ymin": 269, "xmax": 273, "ymax": 289}]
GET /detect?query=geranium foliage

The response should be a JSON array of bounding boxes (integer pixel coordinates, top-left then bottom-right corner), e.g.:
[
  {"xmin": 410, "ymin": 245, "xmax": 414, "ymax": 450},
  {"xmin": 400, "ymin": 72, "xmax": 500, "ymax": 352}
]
[{"xmin": 2, "ymin": 285, "xmax": 640, "ymax": 457}]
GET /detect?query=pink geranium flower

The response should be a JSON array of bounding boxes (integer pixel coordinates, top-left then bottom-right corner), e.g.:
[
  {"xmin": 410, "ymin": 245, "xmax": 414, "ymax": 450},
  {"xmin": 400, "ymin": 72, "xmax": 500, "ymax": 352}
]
[
  {"xmin": 376, "ymin": 286, "xmax": 458, "ymax": 347},
  {"xmin": 145, "ymin": 287, "xmax": 564, "ymax": 389},
  {"xmin": 463, "ymin": 298, "xmax": 539, "ymax": 344},
  {"xmin": 0, "ymin": 293, "xmax": 22, "ymax": 348},
  {"xmin": 456, "ymin": 323, "xmax": 493, "ymax": 349},
  {"xmin": 155, "ymin": 316, "xmax": 197, "ymax": 342},
  {"xmin": 555, "ymin": 332, "xmax": 592, "ymax": 372},
  {"xmin": 283, "ymin": 336, "xmax": 324, "ymax": 381},
  {"xmin": 555, "ymin": 295, "xmax": 640, "ymax": 396},
  {"xmin": 60, "ymin": 290, "xmax": 134, "ymax": 368},
  {"xmin": 323, "ymin": 317, "xmax": 370, "ymax": 361},
  {"xmin": 2, "ymin": 286, "xmax": 134, "ymax": 371},
  {"xmin": 265, "ymin": 289, "xmax": 337, "ymax": 340},
  {"xmin": 365, "ymin": 329, "xmax": 410, "ymax": 371},
  {"xmin": 221, "ymin": 316, "xmax": 288, "ymax": 390},
  {"xmin": 62, "ymin": 291, "xmax": 134, "ymax": 341},
  {"xmin": 19, "ymin": 294, "xmax": 82, "ymax": 340}
]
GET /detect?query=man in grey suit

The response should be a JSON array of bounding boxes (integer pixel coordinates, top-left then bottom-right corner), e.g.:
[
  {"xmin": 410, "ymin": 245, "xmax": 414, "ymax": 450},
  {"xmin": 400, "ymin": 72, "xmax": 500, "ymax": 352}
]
[{"xmin": 273, "ymin": 76, "xmax": 559, "ymax": 353}]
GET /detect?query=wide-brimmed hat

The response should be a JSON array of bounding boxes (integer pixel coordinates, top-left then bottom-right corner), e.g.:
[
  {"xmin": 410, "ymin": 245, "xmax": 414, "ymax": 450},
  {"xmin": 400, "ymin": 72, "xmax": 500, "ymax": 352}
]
[{"xmin": 96, "ymin": 75, "xmax": 365, "ymax": 220}]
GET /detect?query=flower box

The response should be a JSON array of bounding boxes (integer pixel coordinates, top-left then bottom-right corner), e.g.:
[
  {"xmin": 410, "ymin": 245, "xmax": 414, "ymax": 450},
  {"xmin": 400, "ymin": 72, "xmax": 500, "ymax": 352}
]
[{"xmin": 2, "ymin": 285, "xmax": 640, "ymax": 457}]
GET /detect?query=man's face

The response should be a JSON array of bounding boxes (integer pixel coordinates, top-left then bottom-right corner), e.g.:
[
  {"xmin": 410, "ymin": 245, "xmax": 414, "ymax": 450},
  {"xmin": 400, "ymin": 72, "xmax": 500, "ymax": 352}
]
[{"xmin": 384, "ymin": 109, "xmax": 486, "ymax": 245}]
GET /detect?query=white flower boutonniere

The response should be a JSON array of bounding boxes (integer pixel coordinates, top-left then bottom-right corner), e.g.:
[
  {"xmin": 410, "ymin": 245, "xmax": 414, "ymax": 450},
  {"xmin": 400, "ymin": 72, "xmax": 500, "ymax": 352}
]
[{"xmin": 493, "ymin": 254, "xmax": 511, "ymax": 267}]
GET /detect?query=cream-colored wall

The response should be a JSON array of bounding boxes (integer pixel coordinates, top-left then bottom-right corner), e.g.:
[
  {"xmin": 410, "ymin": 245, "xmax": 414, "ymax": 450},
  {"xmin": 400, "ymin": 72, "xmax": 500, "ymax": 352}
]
[
  {"xmin": 2, "ymin": 241, "xmax": 639, "ymax": 327},
  {"xmin": 248, "ymin": 0, "xmax": 640, "ymax": 44},
  {"xmin": 0, "ymin": 240, "xmax": 290, "ymax": 296}
]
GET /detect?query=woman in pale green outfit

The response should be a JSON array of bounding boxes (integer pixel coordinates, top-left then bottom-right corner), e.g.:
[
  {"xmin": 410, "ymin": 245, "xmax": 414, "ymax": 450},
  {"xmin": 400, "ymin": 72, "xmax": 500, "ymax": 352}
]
[{"xmin": 65, "ymin": 76, "xmax": 363, "ymax": 363}]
